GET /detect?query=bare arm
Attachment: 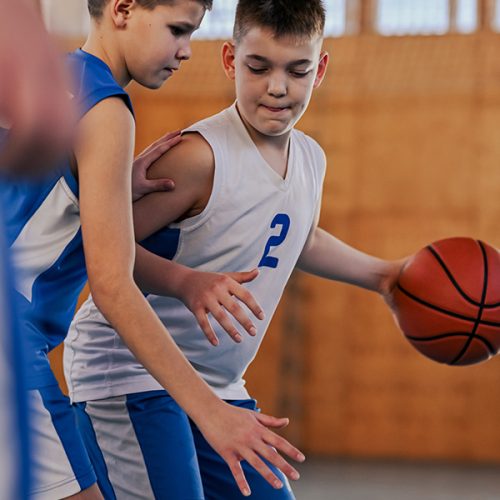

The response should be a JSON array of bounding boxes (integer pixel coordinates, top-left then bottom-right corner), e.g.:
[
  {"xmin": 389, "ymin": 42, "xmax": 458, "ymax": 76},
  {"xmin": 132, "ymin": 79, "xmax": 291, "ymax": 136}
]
[
  {"xmin": 297, "ymin": 212, "xmax": 404, "ymax": 298},
  {"xmin": 76, "ymin": 109, "xmax": 302, "ymax": 495},
  {"xmin": 76, "ymin": 98, "xmax": 218, "ymax": 417}
]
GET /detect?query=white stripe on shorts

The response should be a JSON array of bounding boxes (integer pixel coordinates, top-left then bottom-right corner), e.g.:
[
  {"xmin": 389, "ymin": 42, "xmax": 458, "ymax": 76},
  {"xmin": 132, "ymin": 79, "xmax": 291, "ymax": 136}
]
[
  {"xmin": 29, "ymin": 390, "xmax": 81, "ymax": 500},
  {"xmin": 86, "ymin": 396, "xmax": 156, "ymax": 500}
]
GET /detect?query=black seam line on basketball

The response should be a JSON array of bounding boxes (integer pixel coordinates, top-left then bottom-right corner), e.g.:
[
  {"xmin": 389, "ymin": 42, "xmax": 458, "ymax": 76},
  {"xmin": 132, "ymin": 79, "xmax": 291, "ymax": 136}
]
[
  {"xmin": 396, "ymin": 284, "xmax": 500, "ymax": 327},
  {"xmin": 426, "ymin": 244, "xmax": 500, "ymax": 308},
  {"xmin": 450, "ymin": 240, "xmax": 489, "ymax": 365},
  {"xmin": 405, "ymin": 333, "xmax": 495, "ymax": 354}
]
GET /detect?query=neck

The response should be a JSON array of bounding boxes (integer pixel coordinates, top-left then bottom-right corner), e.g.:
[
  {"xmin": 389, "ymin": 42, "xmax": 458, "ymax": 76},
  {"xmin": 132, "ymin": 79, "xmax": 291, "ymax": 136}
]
[
  {"xmin": 235, "ymin": 104, "xmax": 292, "ymax": 179},
  {"xmin": 236, "ymin": 105, "xmax": 291, "ymax": 155},
  {"xmin": 82, "ymin": 24, "xmax": 131, "ymax": 88}
]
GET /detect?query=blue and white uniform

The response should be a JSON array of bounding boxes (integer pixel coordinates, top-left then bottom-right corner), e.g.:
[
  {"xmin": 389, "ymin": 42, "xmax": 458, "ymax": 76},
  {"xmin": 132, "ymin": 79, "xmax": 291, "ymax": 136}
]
[
  {"xmin": 2, "ymin": 48, "xmax": 134, "ymax": 498},
  {"xmin": 65, "ymin": 104, "xmax": 326, "ymax": 499}
]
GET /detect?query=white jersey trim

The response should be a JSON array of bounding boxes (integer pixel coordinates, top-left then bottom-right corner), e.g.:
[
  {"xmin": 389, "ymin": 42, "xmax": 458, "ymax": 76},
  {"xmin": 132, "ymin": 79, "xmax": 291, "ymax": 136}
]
[{"xmin": 11, "ymin": 176, "xmax": 80, "ymax": 302}]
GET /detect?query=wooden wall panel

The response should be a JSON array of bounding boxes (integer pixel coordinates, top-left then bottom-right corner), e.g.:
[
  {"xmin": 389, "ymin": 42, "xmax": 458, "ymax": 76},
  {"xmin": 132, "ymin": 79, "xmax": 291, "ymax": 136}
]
[{"xmin": 51, "ymin": 35, "xmax": 500, "ymax": 462}]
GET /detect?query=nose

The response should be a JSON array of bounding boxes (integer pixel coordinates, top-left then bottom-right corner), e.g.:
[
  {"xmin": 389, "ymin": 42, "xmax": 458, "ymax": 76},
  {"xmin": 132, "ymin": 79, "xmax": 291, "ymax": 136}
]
[
  {"xmin": 176, "ymin": 41, "xmax": 192, "ymax": 61},
  {"xmin": 267, "ymin": 71, "xmax": 287, "ymax": 98}
]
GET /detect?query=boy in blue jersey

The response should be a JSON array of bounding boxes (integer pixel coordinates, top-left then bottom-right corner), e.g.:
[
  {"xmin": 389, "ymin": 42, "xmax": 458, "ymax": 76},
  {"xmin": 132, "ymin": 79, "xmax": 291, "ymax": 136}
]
[
  {"xmin": 3, "ymin": 1, "xmax": 305, "ymax": 498},
  {"xmin": 66, "ymin": 0, "xmax": 406, "ymax": 498}
]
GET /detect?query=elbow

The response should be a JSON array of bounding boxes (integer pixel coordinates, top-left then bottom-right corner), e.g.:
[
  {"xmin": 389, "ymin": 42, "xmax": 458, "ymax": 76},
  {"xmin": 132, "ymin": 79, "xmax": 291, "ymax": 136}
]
[{"xmin": 87, "ymin": 267, "xmax": 133, "ymax": 313}]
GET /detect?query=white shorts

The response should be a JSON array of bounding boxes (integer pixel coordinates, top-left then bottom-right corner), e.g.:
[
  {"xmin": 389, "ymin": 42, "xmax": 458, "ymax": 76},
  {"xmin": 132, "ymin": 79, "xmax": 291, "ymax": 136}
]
[{"xmin": 29, "ymin": 384, "xmax": 96, "ymax": 499}]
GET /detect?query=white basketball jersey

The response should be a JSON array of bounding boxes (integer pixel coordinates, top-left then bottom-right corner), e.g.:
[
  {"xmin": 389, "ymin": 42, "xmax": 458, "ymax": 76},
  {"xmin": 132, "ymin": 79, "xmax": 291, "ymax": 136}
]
[{"xmin": 65, "ymin": 103, "xmax": 326, "ymax": 401}]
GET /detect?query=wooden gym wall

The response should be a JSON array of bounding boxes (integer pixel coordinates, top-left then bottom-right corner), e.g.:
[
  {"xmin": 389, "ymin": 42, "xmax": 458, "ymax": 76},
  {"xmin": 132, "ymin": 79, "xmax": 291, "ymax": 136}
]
[{"xmin": 52, "ymin": 33, "xmax": 500, "ymax": 462}]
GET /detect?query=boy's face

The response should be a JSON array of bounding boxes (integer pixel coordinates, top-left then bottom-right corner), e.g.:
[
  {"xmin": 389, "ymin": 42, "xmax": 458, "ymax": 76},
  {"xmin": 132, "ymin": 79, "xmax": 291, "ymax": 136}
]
[
  {"xmin": 223, "ymin": 27, "xmax": 328, "ymax": 140},
  {"xmin": 120, "ymin": 0, "xmax": 205, "ymax": 89}
]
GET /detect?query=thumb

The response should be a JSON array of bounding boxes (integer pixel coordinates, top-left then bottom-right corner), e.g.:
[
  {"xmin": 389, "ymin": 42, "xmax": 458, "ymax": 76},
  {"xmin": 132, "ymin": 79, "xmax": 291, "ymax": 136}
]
[
  {"xmin": 255, "ymin": 412, "xmax": 289, "ymax": 429},
  {"xmin": 227, "ymin": 268, "xmax": 259, "ymax": 285},
  {"xmin": 143, "ymin": 178, "xmax": 175, "ymax": 194}
]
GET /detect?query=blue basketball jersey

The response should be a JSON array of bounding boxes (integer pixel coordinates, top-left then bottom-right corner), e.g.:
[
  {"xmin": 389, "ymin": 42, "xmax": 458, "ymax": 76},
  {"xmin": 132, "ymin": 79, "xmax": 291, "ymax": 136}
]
[{"xmin": 0, "ymin": 49, "xmax": 134, "ymax": 389}]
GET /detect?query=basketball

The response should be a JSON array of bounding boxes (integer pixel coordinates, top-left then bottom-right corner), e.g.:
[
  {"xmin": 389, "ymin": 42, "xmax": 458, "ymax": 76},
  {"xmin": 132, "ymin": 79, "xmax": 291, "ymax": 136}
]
[{"xmin": 392, "ymin": 237, "xmax": 500, "ymax": 365}]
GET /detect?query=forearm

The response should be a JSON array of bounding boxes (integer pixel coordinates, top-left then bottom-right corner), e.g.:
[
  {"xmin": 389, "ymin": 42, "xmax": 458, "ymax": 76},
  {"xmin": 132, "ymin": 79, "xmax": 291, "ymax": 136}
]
[
  {"xmin": 297, "ymin": 227, "xmax": 399, "ymax": 294},
  {"xmin": 134, "ymin": 244, "xmax": 193, "ymax": 297},
  {"xmin": 90, "ymin": 274, "xmax": 220, "ymax": 422}
]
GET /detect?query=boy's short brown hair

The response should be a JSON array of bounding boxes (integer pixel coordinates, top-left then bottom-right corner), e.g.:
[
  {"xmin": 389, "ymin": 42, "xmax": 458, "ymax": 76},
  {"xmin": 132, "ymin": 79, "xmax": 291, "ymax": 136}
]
[
  {"xmin": 88, "ymin": 0, "xmax": 212, "ymax": 19},
  {"xmin": 233, "ymin": 0, "xmax": 326, "ymax": 43}
]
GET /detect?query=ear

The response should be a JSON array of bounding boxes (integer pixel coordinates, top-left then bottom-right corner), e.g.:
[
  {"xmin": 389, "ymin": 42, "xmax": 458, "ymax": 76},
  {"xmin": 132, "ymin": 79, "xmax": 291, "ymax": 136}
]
[
  {"xmin": 313, "ymin": 51, "xmax": 329, "ymax": 89},
  {"xmin": 110, "ymin": 0, "xmax": 136, "ymax": 28},
  {"xmin": 221, "ymin": 41, "xmax": 236, "ymax": 81}
]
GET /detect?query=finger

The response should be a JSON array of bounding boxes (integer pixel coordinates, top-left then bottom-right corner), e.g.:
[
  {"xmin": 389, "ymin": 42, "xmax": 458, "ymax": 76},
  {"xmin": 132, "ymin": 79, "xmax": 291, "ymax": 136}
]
[
  {"xmin": 227, "ymin": 268, "xmax": 259, "ymax": 285},
  {"xmin": 144, "ymin": 178, "xmax": 176, "ymax": 192},
  {"xmin": 210, "ymin": 305, "xmax": 242, "ymax": 343},
  {"xmin": 227, "ymin": 459, "xmax": 251, "ymax": 497},
  {"xmin": 229, "ymin": 283, "xmax": 265, "ymax": 321},
  {"xmin": 220, "ymin": 296, "xmax": 256, "ymax": 336},
  {"xmin": 261, "ymin": 427, "xmax": 305, "ymax": 463},
  {"xmin": 255, "ymin": 444, "xmax": 300, "ymax": 481},
  {"xmin": 194, "ymin": 310, "xmax": 219, "ymax": 346},
  {"xmin": 242, "ymin": 452, "xmax": 284, "ymax": 490},
  {"xmin": 140, "ymin": 130, "xmax": 181, "ymax": 155},
  {"xmin": 144, "ymin": 134, "xmax": 182, "ymax": 164},
  {"xmin": 255, "ymin": 412, "xmax": 289, "ymax": 429}
]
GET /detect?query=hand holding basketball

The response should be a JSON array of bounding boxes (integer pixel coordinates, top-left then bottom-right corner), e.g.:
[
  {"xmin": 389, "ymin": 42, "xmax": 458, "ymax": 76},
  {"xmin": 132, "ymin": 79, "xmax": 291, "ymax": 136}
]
[{"xmin": 392, "ymin": 237, "xmax": 500, "ymax": 366}]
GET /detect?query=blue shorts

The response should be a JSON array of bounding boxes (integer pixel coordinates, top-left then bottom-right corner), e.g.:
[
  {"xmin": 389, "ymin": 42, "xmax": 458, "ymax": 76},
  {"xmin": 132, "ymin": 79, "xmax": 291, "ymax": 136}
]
[
  {"xmin": 30, "ymin": 383, "xmax": 96, "ymax": 499},
  {"xmin": 74, "ymin": 390, "xmax": 295, "ymax": 499}
]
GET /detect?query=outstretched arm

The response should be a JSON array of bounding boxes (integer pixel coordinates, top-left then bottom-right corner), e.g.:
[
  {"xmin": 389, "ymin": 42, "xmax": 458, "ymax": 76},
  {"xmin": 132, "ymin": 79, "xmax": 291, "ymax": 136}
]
[{"xmin": 297, "ymin": 212, "xmax": 405, "ymax": 300}]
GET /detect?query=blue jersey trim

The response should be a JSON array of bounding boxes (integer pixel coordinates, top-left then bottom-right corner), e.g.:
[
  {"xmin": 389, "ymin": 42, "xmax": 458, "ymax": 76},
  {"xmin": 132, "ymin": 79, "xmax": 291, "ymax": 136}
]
[{"xmin": 140, "ymin": 227, "xmax": 181, "ymax": 261}]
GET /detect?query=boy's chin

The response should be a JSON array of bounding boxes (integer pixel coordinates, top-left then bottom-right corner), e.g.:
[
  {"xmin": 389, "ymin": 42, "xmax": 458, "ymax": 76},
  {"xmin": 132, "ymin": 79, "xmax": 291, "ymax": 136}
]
[
  {"xmin": 135, "ymin": 74, "xmax": 170, "ymax": 90},
  {"xmin": 255, "ymin": 121, "xmax": 294, "ymax": 137}
]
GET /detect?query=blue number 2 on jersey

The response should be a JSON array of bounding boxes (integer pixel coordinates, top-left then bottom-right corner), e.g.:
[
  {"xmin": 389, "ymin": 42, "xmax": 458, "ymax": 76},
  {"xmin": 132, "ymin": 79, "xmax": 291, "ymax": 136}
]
[{"xmin": 258, "ymin": 214, "xmax": 291, "ymax": 269}]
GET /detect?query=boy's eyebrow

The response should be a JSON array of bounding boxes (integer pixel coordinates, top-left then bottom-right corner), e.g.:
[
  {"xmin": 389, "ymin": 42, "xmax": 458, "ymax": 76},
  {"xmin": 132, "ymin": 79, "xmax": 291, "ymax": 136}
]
[
  {"xmin": 245, "ymin": 55, "xmax": 313, "ymax": 66},
  {"xmin": 170, "ymin": 21, "xmax": 198, "ymax": 31}
]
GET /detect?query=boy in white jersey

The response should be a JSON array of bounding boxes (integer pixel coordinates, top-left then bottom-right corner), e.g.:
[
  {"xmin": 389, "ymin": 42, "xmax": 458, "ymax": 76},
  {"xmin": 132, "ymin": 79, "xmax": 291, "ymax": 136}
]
[{"xmin": 66, "ymin": 0, "xmax": 404, "ymax": 498}]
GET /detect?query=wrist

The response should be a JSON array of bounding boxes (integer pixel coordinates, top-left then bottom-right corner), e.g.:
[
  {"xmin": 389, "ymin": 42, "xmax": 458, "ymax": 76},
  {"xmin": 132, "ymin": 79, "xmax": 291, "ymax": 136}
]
[
  {"xmin": 167, "ymin": 263, "xmax": 196, "ymax": 300},
  {"xmin": 189, "ymin": 392, "xmax": 226, "ymax": 426},
  {"xmin": 378, "ymin": 259, "xmax": 405, "ymax": 296}
]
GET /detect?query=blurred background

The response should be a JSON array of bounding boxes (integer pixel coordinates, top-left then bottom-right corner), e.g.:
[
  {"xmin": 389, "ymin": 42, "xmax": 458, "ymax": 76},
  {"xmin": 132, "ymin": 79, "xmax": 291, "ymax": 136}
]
[{"xmin": 39, "ymin": 1, "xmax": 500, "ymax": 498}]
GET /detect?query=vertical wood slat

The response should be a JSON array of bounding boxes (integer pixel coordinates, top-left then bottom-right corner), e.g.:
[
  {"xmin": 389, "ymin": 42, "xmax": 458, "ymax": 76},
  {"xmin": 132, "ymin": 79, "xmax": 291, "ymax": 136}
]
[
  {"xmin": 477, "ymin": 0, "xmax": 496, "ymax": 31},
  {"xmin": 346, "ymin": 0, "xmax": 378, "ymax": 35},
  {"xmin": 449, "ymin": 0, "xmax": 459, "ymax": 33}
]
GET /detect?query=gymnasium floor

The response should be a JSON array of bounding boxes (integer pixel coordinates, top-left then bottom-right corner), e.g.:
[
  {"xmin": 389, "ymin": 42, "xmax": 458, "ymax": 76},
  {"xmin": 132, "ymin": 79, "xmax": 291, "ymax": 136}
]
[{"xmin": 293, "ymin": 458, "xmax": 500, "ymax": 500}]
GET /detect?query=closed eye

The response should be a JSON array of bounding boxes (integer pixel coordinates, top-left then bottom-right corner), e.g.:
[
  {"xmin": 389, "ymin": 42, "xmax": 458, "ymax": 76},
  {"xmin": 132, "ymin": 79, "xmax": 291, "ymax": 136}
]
[
  {"xmin": 290, "ymin": 70, "xmax": 312, "ymax": 78},
  {"xmin": 247, "ymin": 65, "xmax": 268, "ymax": 74},
  {"xmin": 169, "ymin": 24, "xmax": 192, "ymax": 37}
]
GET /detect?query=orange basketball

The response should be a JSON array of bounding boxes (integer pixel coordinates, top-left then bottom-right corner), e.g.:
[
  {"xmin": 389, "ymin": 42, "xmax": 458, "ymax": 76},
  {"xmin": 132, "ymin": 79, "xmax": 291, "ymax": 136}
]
[{"xmin": 393, "ymin": 237, "xmax": 500, "ymax": 365}]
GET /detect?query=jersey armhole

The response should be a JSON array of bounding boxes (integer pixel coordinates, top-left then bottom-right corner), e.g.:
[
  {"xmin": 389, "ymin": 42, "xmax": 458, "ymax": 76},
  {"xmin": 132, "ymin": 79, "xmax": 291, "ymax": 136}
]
[{"xmin": 173, "ymin": 128, "xmax": 224, "ymax": 232}]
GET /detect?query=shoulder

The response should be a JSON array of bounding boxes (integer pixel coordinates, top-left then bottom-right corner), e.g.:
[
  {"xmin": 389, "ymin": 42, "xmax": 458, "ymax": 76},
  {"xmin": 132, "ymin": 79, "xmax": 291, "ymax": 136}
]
[
  {"xmin": 79, "ymin": 97, "xmax": 134, "ymax": 138},
  {"xmin": 293, "ymin": 130, "xmax": 327, "ymax": 169},
  {"xmin": 147, "ymin": 132, "xmax": 215, "ymax": 186},
  {"xmin": 68, "ymin": 50, "xmax": 133, "ymax": 118}
]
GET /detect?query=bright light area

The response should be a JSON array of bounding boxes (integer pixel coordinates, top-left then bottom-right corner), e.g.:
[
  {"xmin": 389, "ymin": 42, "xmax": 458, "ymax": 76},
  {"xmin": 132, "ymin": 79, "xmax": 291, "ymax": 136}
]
[
  {"xmin": 38, "ymin": 0, "xmax": 491, "ymax": 39},
  {"xmin": 494, "ymin": 0, "xmax": 500, "ymax": 30},
  {"xmin": 195, "ymin": 0, "xmax": 347, "ymax": 39},
  {"xmin": 377, "ymin": 0, "xmax": 450, "ymax": 35},
  {"xmin": 456, "ymin": 0, "xmax": 478, "ymax": 33},
  {"xmin": 325, "ymin": 0, "xmax": 347, "ymax": 37}
]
